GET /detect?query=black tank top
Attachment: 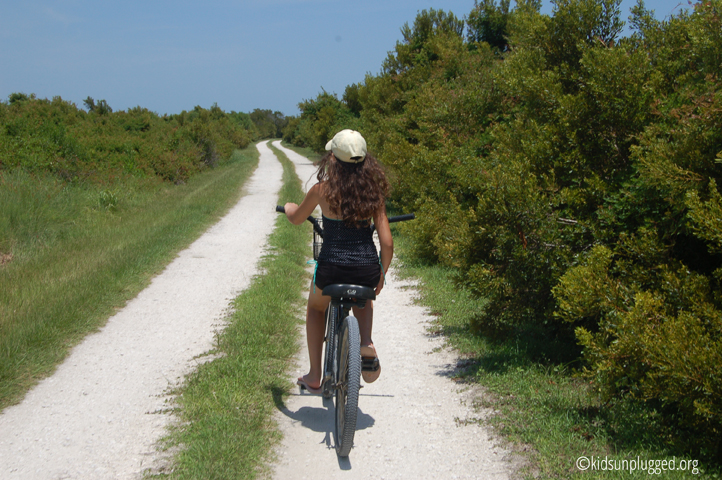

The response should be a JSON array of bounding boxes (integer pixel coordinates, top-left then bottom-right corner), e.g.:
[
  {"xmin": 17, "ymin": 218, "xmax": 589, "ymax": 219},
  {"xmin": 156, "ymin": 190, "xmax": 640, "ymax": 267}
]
[{"xmin": 317, "ymin": 216, "xmax": 379, "ymax": 266}]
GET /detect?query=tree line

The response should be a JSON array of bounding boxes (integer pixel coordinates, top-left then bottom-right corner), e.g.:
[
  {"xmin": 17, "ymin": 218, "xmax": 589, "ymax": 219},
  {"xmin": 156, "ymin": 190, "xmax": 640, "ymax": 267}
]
[
  {"xmin": 0, "ymin": 94, "xmax": 287, "ymax": 184},
  {"xmin": 284, "ymin": 0, "xmax": 722, "ymax": 460}
]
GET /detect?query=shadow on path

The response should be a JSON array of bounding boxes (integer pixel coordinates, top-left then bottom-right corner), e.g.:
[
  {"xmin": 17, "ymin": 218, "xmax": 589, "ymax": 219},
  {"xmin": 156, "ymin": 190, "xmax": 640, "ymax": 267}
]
[{"xmin": 271, "ymin": 386, "xmax": 376, "ymax": 470}]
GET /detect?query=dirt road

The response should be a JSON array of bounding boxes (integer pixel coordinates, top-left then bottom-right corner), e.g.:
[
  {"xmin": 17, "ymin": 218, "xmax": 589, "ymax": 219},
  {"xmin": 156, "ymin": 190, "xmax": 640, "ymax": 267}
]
[
  {"xmin": 0, "ymin": 141, "xmax": 283, "ymax": 479},
  {"xmin": 0, "ymin": 141, "xmax": 513, "ymax": 479}
]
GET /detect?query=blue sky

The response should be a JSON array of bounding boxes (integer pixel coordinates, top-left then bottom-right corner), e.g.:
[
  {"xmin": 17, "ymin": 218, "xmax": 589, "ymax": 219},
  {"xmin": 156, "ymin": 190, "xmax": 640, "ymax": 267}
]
[{"xmin": 0, "ymin": 1, "xmax": 690, "ymax": 117}]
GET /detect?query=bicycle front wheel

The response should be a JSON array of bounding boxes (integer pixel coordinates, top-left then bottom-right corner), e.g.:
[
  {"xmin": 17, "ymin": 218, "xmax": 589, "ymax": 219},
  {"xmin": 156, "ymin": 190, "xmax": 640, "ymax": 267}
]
[{"xmin": 334, "ymin": 315, "xmax": 361, "ymax": 457}]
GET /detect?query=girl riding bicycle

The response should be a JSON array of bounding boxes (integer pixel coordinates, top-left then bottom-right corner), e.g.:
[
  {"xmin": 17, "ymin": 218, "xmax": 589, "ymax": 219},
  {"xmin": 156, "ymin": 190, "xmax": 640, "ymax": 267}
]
[{"xmin": 282, "ymin": 129, "xmax": 392, "ymax": 394}]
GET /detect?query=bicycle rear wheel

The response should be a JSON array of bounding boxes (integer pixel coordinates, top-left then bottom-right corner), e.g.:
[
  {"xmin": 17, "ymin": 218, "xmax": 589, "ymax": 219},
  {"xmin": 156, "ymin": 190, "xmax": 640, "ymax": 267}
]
[{"xmin": 334, "ymin": 315, "xmax": 361, "ymax": 457}]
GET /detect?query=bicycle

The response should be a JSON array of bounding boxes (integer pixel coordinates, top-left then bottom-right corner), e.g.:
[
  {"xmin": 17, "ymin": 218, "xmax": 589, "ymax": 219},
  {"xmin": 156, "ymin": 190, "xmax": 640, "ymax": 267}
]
[{"xmin": 276, "ymin": 205, "xmax": 414, "ymax": 456}]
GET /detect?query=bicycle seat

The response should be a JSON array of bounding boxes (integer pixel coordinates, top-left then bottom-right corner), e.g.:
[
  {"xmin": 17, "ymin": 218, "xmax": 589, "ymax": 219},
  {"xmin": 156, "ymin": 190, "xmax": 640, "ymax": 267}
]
[{"xmin": 322, "ymin": 284, "xmax": 376, "ymax": 301}]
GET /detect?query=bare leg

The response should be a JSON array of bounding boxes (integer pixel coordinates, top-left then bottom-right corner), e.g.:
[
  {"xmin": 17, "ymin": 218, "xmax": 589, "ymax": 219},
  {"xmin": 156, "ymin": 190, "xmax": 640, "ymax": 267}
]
[
  {"xmin": 353, "ymin": 300, "xmax": 373, "ymax": 347},
  {"xmin": 354, "ymin": 300, "xmax": 381, "ymax": 383},
  {"xmin": 303, "ymin": 282, "xmax": 330, "ymax": 389}
]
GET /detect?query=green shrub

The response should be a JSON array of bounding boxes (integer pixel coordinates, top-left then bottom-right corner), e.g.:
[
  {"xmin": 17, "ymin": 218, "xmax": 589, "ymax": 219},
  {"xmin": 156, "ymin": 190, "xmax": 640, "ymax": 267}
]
[
  {"xmin": 555, "ymin": 240, "xmax": 722, "ymax": 457},
  {"xmin": 289, "ymin": 91, "xmax": 359, "ymax": 152},
  {"xmin": 0, "ymin": 96, "xmax": 256, "ymax": 184},
  {"xmin": 285, "ymin": 0, "xmax": 722, "ymax": 460}
]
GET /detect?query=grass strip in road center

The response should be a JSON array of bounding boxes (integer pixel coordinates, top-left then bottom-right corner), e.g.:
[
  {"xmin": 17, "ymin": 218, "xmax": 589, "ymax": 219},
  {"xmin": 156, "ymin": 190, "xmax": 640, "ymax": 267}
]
[{"xmin": 153, "ymin": 141, "xmax": 310, "ymax": 479}]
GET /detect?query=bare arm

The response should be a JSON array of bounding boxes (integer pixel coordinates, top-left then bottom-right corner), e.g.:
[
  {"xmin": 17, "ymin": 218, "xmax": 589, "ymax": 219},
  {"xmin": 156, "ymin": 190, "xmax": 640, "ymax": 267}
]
[
  {"xmin": 284, "ymin": 183, "xmax": 321, "ymax": 225},
  {"xmin": 373, "ymin": 206, "xmax": 394, "ymax": 295}
]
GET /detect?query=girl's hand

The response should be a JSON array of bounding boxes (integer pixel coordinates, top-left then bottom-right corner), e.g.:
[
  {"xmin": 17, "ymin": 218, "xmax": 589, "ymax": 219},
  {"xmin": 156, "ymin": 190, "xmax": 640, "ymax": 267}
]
[
  {"xmin": 283, "ymin": 202, "xmax": 298, "ymax": 219},
  {"xmin": 375, "ymin": 275, "xmax": 385, "ymax": 295}
]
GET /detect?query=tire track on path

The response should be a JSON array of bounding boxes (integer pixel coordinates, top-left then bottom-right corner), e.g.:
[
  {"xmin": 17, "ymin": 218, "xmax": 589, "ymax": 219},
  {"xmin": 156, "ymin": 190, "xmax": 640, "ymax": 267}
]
[
  {"xmin": 0, "ymin": 141, "xmax": 283, "ymax": 479},
  {"xmin": 271, "ymin": 142, "xmax": 512, "ymax": 480}
]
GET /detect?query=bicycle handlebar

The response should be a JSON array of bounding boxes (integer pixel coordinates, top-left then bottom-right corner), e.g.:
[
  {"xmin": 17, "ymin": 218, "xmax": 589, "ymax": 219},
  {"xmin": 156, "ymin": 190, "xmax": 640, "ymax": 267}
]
[
  {"xmin": 370, "ymin": 212, "xmax": 415, "ymax": 233},
  {"xmin": 387, "ymin": 213, "xmax": 415, "ymax": 224},
  {"xmin": 276, "ymin": 205, "xmax": 324, "ymax": 238},
  {"xmin": 275, "ymin": 206, "xmax": 414, "ymax": 236}
]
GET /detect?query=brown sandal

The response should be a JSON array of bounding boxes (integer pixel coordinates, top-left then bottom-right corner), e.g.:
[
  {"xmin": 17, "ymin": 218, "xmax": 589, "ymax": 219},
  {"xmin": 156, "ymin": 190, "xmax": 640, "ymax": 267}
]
[{"xmin": 360, "ymin": 344, "xmax": 381, "ymax": 383}]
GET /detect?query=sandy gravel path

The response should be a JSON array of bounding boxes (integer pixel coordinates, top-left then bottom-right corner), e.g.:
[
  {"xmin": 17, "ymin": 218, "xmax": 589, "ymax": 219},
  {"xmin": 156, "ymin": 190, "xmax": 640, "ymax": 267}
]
[
  {"xmin": 0, "ymin": 141, "xmax": 283, "ymax": 479},
  {"xmin": 271, "ymin": 142, "xmax": 512, "ymax": 479}
]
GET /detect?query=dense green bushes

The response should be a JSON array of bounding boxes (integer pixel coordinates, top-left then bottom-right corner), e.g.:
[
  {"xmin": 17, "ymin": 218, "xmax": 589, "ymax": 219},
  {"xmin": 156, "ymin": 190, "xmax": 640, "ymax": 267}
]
[
  {"xmin": 282, "ymin": 90, "xmax": 359, "ymax": 151},
  {"xmin": 248, "ymin": 108, "xmax": 289, "ymax": 139},
  {"xmin": 285, "ymin": 0, "xmax": 722, "ymax": 460},
  {"xmin": 0, "ymin": 96, "xmax": 258, "ymax": 183}
]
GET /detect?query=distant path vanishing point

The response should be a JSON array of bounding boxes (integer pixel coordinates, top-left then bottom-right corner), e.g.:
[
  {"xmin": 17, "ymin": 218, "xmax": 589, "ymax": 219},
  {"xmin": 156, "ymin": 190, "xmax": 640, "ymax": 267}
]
[
  {"xmin": 271, "ymin": 141, "xmax": 514, "ymax": 480},
  {"xmin": 0, "ymin": 141, "xmax": 283, "ymax": 479}
]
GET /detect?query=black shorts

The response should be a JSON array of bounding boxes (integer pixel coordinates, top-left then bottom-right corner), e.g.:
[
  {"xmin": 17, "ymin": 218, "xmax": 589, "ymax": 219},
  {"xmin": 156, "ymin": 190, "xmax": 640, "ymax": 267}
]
[{"xmin": 314, "ymin": 262, "xmax": 381, "ymax": 290}]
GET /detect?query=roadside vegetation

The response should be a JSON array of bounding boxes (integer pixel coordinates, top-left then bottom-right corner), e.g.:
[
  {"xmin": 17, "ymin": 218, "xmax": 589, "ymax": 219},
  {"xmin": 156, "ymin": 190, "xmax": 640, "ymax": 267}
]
[
  {"xmin": 285, "ymin": 0, "xmax": 722, "ymax": 474},
  {"xmin": 0, "ymin": 92, "xmax": 275, "ymax": 409},
  {"xmin": 152, "ymin": 143, "xmax": 309, "ymax": 479},
  {"xmin": 0, "ymin": 147, "xmax": 259, "ymax": 409},
  {"xmin": 0, "ymin": 95, "xmax": 258, "ymax": 183},
  {"xmin": 397, "ymin": 236, "xmax": 716, "ymax": 478},
  {"xmin": 278, "ymin": 142, "xmax": 323, "ymax": 165}
]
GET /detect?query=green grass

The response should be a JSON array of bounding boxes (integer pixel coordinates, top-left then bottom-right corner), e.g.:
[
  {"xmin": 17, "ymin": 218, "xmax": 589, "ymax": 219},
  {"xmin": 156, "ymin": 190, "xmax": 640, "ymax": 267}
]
[
  {"xmin": 152, "ymin": 141, "xmax": 310, "ymax": 479},
  {"xmin": 278, "ymin": 141, "xmax": 322, "ymax": 164},
  {"xmin": 0, "ymin": 146, "xmax": 259, "ymax": 410},
  {"xmin": 393, "ymin": 235, "xmax": 721, "ymax": 480}
]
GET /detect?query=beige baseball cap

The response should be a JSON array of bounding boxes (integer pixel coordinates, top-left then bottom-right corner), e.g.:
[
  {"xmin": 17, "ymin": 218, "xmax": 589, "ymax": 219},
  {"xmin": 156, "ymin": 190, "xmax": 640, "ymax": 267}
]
[{"xmin": 325, "ymin": 129, "xmax": 367, "ymax": 163}]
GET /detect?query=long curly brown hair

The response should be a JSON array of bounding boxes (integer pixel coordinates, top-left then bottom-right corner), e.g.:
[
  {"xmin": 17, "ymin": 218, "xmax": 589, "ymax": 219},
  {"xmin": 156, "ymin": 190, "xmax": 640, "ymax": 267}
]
[{"xmin": 317, "ymin": 151, "xmax": 390, "ymax": 226}]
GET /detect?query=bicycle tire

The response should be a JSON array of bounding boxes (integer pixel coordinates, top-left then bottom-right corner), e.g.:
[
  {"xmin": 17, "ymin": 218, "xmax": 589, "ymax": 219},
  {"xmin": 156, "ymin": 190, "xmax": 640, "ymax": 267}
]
[
  {"xmin": 334, "ymin": 315, "xmax": 361, "ymax": 457},
  {"xmin": 322, "ymin": 306, "xmax": 337, "ymax": 399}
]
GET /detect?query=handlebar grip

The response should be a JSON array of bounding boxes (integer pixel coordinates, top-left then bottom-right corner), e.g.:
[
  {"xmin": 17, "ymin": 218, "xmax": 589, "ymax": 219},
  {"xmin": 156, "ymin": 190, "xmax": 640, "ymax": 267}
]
[
  {"xmin": 371, "ymin": 213, "xmax": 415, "ymax": 233},
  {"xmin": 388, "ymin": 213, "xmax": 415, "ymax": 224},
  {"xmin": 275, "ymin": 205, "xmax": 285, "ymax": 213}
]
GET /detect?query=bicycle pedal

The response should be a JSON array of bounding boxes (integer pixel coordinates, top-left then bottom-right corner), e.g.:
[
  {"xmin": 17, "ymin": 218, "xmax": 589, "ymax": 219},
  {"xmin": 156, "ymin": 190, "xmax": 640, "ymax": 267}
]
[{"xmin": 361, "ymin": 357, "xmax": 380, "ymax": 372}]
